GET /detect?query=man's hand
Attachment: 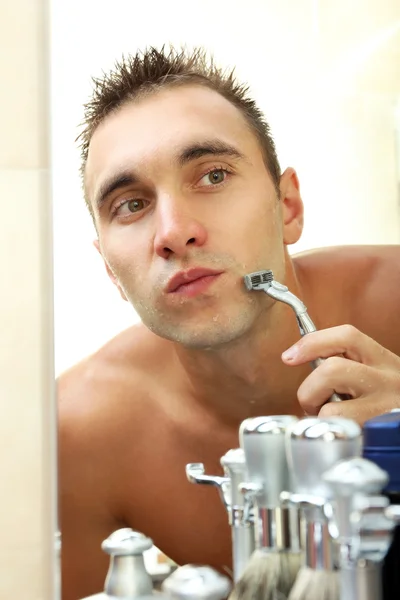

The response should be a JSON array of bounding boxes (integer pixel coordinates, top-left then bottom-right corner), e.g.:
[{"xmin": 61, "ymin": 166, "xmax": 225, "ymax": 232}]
[{"xmin": 281, "ymin": 324, "xmax": 400, "ymax": 424}]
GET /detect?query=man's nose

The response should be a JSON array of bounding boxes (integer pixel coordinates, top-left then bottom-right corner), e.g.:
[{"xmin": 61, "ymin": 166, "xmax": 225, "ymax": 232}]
[{"xmin": 153, "ymin": 196, "xmax": 208, "ymax": 259}]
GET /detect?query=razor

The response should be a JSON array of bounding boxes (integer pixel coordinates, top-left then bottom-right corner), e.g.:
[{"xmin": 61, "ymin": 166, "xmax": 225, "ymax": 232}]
[{"xmin": 244, "ymin": 269, "xmax": 345, "ymax": 403}]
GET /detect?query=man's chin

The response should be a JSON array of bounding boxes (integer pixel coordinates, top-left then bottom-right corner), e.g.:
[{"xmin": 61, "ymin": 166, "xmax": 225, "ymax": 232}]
[{"xmin": 146, "ymin": 318, "xmax": 252, "ymax": 350}]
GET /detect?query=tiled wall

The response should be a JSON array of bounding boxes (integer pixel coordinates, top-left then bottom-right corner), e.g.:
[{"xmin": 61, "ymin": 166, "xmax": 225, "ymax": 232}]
[{"xmin": 0, "ymin": 0, "xmax": 58, "ymax": 598}]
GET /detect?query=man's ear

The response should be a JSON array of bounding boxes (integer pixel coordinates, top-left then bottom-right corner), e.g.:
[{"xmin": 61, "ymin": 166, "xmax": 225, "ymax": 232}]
[
  {"xmin": 93, "ymin": 239, "xmax": 128, "ymax": 301},
  {"xmin": 279, "ymin": 167, "xmax": 304, "ymax": 245}
]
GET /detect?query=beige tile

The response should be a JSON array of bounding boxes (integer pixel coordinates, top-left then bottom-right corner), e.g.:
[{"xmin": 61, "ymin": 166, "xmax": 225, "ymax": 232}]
[
  {"xmin": 0, "ymin": 0, "xmax": 49, "ymax": 169},
  {"xmin": 0, "ymin": 547, "xmax": 54, "ymax": 599},
  {"xmin": 0, "ymin": 168, "xmax": 57, "ymax": 597}
]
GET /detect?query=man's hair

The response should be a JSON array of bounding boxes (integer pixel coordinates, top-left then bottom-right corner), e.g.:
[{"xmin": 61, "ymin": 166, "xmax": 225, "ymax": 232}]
[{"xmin": 78, "ymin": 46, "xmax": 281, "ymax": 211}]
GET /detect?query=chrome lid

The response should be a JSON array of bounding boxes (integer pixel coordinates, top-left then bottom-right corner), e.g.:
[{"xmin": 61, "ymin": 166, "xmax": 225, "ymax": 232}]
[
  {"xmin": 288, "ymin": 417, "xmax": 361, "ymax": 441},
  {"xmin": 101, "ymin": 529, "xmax": 153, "ymax": 556},
  {"xmin": 220, "ymin": 448, "xmax": 245, "ymax": 472},
  {"xmin": 323, "ymin": 457, "xmax": 389, "ymax": 495},
  {"xmin": 162, "ymin": 565, "xmax": 231, "ymax": 599}
]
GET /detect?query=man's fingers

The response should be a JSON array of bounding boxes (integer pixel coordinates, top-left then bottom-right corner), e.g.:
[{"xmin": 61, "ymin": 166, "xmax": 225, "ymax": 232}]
[
  {"xmin": 317, "ymin": 393, "xmax": 400, "ymax": 425},
  {"xmin": 280, "ymin": 324, "xmax": 400, "ymax": 424},
  {"xmin": 282, "ymin": 324, "xmax": 399, "ymax": 368},
  {"xmin": 296, "ymin": 357, "xmax": 382, "ymax": 414}
]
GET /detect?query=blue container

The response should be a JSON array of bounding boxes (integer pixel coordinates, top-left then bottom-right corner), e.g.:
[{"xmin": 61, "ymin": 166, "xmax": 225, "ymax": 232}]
[
  {"xmin": 363, "ymin": 410, "xmax": 400, "ymax": 493},
  {"xmin": 363, "ymin": 410, "xmax": 400, "ymax": 600}
]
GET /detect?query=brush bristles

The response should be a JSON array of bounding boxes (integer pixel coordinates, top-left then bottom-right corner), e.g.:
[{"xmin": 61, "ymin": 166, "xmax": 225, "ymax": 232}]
[
  {"xmin": 287, "ymin": 567, "xmax": 340, "ymax": 600},
  {"xmin": 229, "ymin": 550, "xmax": 302, "ymax": 600},
  {"xmin": 244, "ymin": 270, "xmax": 274, "ymax": 291}
]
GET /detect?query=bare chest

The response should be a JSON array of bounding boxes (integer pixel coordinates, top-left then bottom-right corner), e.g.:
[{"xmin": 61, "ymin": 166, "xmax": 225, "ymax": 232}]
[{"xmin": 119, "ymin": 415, "xmax": 238, "ymax": 571}]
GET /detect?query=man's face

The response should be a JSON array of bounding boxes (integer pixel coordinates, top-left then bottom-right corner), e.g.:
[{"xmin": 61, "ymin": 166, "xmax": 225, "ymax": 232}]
[{"xmin": 85, "ymin": 85, "xmax": 302, "ymax": 348}]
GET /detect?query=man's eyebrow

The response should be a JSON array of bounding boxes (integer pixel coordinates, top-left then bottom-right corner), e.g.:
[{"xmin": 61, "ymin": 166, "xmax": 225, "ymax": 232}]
[
  {"xmin": 177, "ymin": 140, "xmax": 246, "ymax": 166},
  {"xmin": 94, "ymin": 171, "xmax": 139, "ymax": 211},
  {"xmin": 93, "ymin": 141, "xmax": 246, "ymax": 210}
]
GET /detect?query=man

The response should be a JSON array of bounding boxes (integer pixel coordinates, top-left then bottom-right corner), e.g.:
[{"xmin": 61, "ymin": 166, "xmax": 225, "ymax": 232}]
[{"xmin": 58, "ymin": 46, "xmax": 400, "ymax": 599}]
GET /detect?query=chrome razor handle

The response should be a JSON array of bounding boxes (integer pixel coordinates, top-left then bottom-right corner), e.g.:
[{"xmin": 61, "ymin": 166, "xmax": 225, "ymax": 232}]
[
  {"xmin": 266, "ymin": 282, "xmax": 347, "ymax": 403},
  {"xmin": 294, "ymin": 307, "xmax": 348, "ymax": 403}
]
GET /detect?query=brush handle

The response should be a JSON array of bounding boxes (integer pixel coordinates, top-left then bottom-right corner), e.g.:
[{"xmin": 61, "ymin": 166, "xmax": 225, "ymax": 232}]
[
  {"xmin": 220, "ymin": 449, "xmax": 256, "ymax": 582},
  {"xmin": 239, "ymin": 416, "xmax": 299, "ymax": 508},
  {"xmin": 231, "ymin": 522, "xmax": 256, "ymax": 583},
  {"xmin": 284, "ymin": 418, "xmax": 362, "ymax": 571},
  {"xmin": 280, "ymin": 490, "xmax": 336, "ymax": 569},
  {"xmin": 286, "ymin": 417, "xmax": 362, "ymax": 499},
  {"xmin": 257, "ymin": 506, "xmax": 301, "ymax": 552},
  {"xmin": 239, "ymin": 416, "xmax": 300, "ymax": 553}
]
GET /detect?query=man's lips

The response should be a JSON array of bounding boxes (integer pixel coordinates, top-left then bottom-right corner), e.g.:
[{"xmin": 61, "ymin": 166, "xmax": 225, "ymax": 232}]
[{"xmin": 166, "ymin": 268, "xmax": 225, "ymax": 293}]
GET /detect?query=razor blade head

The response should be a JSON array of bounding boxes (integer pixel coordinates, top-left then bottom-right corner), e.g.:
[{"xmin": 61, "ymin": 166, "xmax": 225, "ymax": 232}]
[{"xmin": 244, "ymin": 270, "xmax": 274, "ymax": 290}]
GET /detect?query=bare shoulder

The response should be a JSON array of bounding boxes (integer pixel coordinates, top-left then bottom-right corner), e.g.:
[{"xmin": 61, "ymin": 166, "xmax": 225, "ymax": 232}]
[
  {"xmin": 58, "ymin": 322, "xmax": 168, "ymax": 418},
  {"xmin": 57, "ymin": 323, "xmax": 171, "ymax": 599},
  {"xmin": 293, "ymin": 243, "xmax": 398, "ymax": 274},
  {"xmin": 293, "ymin": 245, "xmax": 400, "ymax": 352},
  {"xmin": 58, "ymin": 322, "xmax": 172, "ymax": 480}
]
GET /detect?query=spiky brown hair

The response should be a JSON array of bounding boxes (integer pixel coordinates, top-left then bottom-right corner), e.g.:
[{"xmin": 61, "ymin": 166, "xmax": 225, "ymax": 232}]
[{"xmin": 77, "ymin": 46, "xmax": 281, "ymax": 211}]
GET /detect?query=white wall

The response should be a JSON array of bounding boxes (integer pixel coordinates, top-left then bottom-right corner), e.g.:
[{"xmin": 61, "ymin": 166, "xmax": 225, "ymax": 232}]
[{"xmin": 51, "ymin": 0, "xmax": 400, "ymax": 375}]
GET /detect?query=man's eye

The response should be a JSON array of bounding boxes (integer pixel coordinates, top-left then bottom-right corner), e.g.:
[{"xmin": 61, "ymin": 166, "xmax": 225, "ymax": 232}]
[
  {"xmin": 126, "ymin": 199, "xmax": 146, "ymax": 213},
  {"xmin": 115, "ymin": 198, "xmax": 147, "ymax": 216},
  {"xmin": 199, "ymin": 168, "xmax": 228, "ymax": 186}
]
